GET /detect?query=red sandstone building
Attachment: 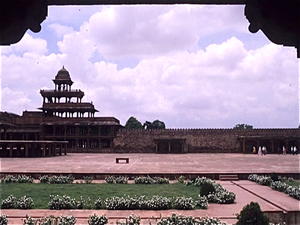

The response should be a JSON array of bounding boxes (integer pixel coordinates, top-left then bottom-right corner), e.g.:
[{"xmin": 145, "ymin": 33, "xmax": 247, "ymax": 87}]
[
  {"xmin": 0, "ymin": 67, "xmax": 121, "ymax": 157},
  {"xmin": 0, "ymin": 67, "xmax": 299, "ymax": 157}
]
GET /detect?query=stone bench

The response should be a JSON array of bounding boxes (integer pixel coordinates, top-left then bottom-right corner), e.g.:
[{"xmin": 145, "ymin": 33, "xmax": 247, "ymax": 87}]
[{"xmin": 116, "ymin": 157, "xmax": 129, "ymax": 163}]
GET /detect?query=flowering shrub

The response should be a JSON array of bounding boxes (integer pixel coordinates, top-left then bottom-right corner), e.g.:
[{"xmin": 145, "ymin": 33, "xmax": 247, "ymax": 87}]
[
  {"xmin": 94, "ymin": 198, "xmax": 102, "ymax": 209},
  {"xmin": 187, "ymin": 177, "xmax": 235, "ymax": 204},
  {"xmin": 248, "ymin": 174, "xmax": 300, "ymax": 200},
  {"xmin": 117, "ymin": 214, "xmax": 141, "ymax": 225},
  {"xmin": 1, "ymin": 175, "xmax": 33, "ymax": 183},
  {"xmin": 49, "ymin": 175, "xmax": 74, "ymax": 184},
  {"xmin": 271, "ymin": 181, "xmax": 288, "ymax": 192},
  {"xmin": 1, "ymin": 195, "xmax": 34, "ymax": 209},
  {"xmin": 177, "ymin": 175, "xmax": 185, "ymax": 183},
  {"xmin": 0, "ymin": 214, "xmax": 8, "ymax": 225},
  {"xmin": 197, "ymin": 195, "xmax": 208, "ymax": 209},
  {"xmin": 157, "ymin": 214, "xmax": 227, "ymax": 225},
  {"xmin": 39, "ymin": 175, "xmax": 74, "ymax": 184},
  {"xmin": 105, "ymin": 176, "xmax": 128, "ymax": 184},
  {"xmin": 134, "ymin": 176, "xmax": 155, "ymax": 184},
  {"xmin": 88, "ymin": 214, "xmax": 108, "ymax": 225},
  {"xmin": 247, "ymin": 174, "xmax": 272, "ymax": 186},
  {"xmin": 104, "ymin": 195, "xmax": 171, "ymax": 210},
  {"xmin": 48, "ymin": 195, "xmax": 77, "ymax": 209},
  {"xmin": 23, "ymin": 215, "xmax": 76, "ymax": 225},
  {"xmin": 16, "ymin": 196, "xmax": 34, "ymax": 209},
  {"xmin": 84, "ymin": 176, "xmax": 94, "ymax": 184},
  {"xmin": 153, "ymin": 177, "xmax": 169, "ymax": 184},
  {"xmin": 115, "ymin": 176, "xmax": 129, "ymax": 184},
  {"xmin": 173, "ymin": 197, "xmax": 195, "ymax": 210},
  {"xmin": 1, "ymin": 195, "xmax": 17, "ymax": 209},
  {"xmin": 105, "ymin": 176, "xmax": 115, "ymax": 183},
  {"xmin": 39, "ymin": 175, "xmax": 50, "ymax": 183},
  {"xmin": 284, "ymin": 186, "xmax": 300, "ymax": 200}
]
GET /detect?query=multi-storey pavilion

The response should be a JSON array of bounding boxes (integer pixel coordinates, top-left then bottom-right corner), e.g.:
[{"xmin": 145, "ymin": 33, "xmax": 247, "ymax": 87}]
[
  {"xmin": 0, "ymin": 67, "xmax": 122, "ymax": 157},
  {"xmin": 39, "ymin": 66, "xmax": 97, "ymax": 118}
]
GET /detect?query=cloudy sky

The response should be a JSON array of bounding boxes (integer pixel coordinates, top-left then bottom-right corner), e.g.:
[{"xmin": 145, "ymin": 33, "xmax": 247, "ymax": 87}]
[{"xmin": 1, "ymin": 5, "xmax": 299, "ymax": 128}]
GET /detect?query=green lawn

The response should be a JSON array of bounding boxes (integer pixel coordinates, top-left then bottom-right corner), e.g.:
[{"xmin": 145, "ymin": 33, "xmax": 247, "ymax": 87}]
[
  {"xmin": 0, "ymin": 183, "xmax": 200, "ymax": 209},
  {"xmin": 285, "ymin": 180, "xmax": 300, "ymax": 188}
]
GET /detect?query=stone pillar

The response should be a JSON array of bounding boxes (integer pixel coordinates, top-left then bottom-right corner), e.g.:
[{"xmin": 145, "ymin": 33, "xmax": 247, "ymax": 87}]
[
  {"xmin": 42, "ymin": 143, "xmax": 45, "ymax": 157},
  {"xmin": 271, "ymin": 140, "xmax": 275, "ymax": 154},
  {"xmin": 168, "ymin": 142, "xmax": 171, "ymax": 153},
  {"xmin": 64, "ymin": 144, "xmax": 67, "ymax": 155},
  {"xmin": 242, "ymin": 139, "xmax": 246, "ymax": 153},
  {"xmin": 9, "ymin": 144, "xmax": 13, "ymax": 157},
  {"xmin": 59, "ymin": 144, "xmax": 62, "ymax": 155},
  {"xmin": 25, "ymin": 144, "xmax": 29, "ymax": 157}
]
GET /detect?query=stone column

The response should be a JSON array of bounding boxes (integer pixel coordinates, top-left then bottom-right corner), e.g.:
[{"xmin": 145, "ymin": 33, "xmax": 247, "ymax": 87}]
[
  {"xmin": 242, "ymin": 138, "xmax": 246, "ymax": 153},
  {"xmin": 42, "ymin": 143, "xmax": 46, "ymax": 157},
  {"xmin": 9, "ymin": 144, "xmax": 13, "ymax": 157},
  {"xmin": 25, "ymin": 143, "xmax": 29, "ymax": 157}
]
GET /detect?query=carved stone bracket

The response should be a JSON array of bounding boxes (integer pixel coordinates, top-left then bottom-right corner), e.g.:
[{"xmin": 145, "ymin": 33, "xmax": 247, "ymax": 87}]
[
  {"xmin": 0, "ymin": 0, "xmax": 47, "ymax": 45},
  {"xmin": 245, "ymin": 0, "xmax": 300, "ymax": 58}
]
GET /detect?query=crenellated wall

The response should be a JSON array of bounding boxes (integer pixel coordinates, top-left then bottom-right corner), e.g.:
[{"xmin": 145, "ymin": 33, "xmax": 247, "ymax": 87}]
[{"xmin": 113, "ymin": 128, "xmax": 300, "ymax": 153}]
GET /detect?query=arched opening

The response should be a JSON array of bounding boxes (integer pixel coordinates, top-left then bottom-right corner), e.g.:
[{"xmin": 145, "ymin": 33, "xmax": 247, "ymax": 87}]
[{"xmin": 158, "ymin": 142, "xmax": 169, "ymax": 154}]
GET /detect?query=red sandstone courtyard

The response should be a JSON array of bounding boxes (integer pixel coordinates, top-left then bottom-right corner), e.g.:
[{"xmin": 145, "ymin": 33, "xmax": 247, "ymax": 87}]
[
  {"xmin": 0, "ymin": 153, "xmax": 299, "ymax": 224},
  {"xmin": 1, "ymin": 153, "xmax": 299, "ymax": 174}
]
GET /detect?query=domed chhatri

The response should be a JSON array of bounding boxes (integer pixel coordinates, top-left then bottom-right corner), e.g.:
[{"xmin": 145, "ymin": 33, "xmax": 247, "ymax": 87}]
[{"xmin": 53, "ymin": 66, "xmax": 73, "ymax": 86}]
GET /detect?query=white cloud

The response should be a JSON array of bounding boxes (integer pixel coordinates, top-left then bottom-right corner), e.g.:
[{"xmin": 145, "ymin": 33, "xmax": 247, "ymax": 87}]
[
  {"xmin": 1, "ymin": 33, "xmax": 48, "ymax": 55},
  {"xmin": 1, "ymin": 88, "xmax": 32, "ymax": 114},
  {"xmin": 48, "ymin": 23, "xmax": 75, "ymax": 38},
  {"xmin": 1, "ymin": 5, "xmax": 298, "ymax": 128}
]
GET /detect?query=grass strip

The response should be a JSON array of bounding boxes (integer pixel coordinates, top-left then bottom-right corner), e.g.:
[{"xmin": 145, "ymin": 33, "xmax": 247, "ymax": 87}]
[{"xmin": 0, "ymin": 183, "xmax": 200, "ymax": 209}]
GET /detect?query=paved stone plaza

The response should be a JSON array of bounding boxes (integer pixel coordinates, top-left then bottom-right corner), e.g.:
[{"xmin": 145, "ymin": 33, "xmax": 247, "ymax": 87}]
[
  {"xmin": 1, "ymin": 153, "xmax": 299, "ymax": 174},
  {"xmin": 0, "ymin": 153, "xmax": 299, "ymax": 224}
]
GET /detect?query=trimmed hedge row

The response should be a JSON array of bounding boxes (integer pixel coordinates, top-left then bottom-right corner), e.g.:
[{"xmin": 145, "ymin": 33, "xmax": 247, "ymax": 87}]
[{"xmin": 248, "ymin": 174, "xmax": 300, "ymax": 200}]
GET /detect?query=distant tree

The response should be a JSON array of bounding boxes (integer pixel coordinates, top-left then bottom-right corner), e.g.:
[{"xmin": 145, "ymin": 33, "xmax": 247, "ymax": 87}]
[
  {"xmin": 234, "ymin": 124, "xmax": 253, "ymax": 129},
  {"xmin": 125, "ymin": 116, "xmax": 143, "ymax": 129},
  {"xmin": 143, "ymin": 120, "xmax": 166, "ymax": 129}
]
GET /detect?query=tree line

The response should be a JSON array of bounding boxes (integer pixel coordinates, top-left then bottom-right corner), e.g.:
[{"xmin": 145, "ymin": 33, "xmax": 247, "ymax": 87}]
[{"xmin": 125, "ymin": 116, "xmax": 166, "ymax": 129}]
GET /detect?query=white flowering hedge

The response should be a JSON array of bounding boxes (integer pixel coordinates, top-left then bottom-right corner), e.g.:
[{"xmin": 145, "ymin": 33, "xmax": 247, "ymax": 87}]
[
  {"xmin": 48, "ymin": 195, "xmax": 92, "ymax": 209},
  {"xmin": 0, "ymin": 214, "xmax": 8, "ymax": 225},
  {"xmin": 88, "ymin": 214, "xmax": 108, "ymax": 225},
  {"xmin": 134, "ymin": 176, "xmax": 155, "ymax": 184},
  {"xmin": 117, "ymin": 214, "xmax": 141, "ymax": 225},
  {"xmin": 133, "ymin": 176, "xmax": 170, "ymax": 184},
  {"xmin": 1, "ymin": 175, "xmax": 33, "ymax": 183},
  {"xmin": 104, "ymin": 195, "xmax": 171, "ymax": 210},
  {"xmin": 39, "ymin": 175, "xmax": 74, "ymax": 184},
  {"xmin": 23, "ymin": 215, "xmax": 77, "ymax": 225},
  {"xmin": 1, "ymin": 195, "xmax": 33, "ymax": 209},
  {"xmin": 248, "ymin": 174, "xmax": 300, "ymax": 200},
  {"xmin": 173, "ymin": 197, "xmax": 195, "ymax": 210},
  {"xmin": 188, "ymin": 177, "xmax": 236, "ymax": 204},
  {"xmin": 105, "ymin": 176, "xmax": 128, "ymax": 184},
  {"xmin": 157, "ymin": 214, "xmax": 227, "ymax": 225}
]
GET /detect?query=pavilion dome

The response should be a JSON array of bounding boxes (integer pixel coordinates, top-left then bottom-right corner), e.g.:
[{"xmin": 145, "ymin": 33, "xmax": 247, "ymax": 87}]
[{"xmin": 55, "ymin": 66, "xmax": 72, "ymax": 81}]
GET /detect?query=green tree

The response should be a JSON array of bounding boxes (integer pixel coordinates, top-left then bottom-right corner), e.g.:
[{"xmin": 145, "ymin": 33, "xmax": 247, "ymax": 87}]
[
  {"xmin": 143, "ymin": 120, "xmax": 166, "ymax": 129},
  {"xmin": 236, "ymin": 202, "xmax": 269, "ymax": 225},
  {"xmin": 233, "ymin": 124, "xmax": 253, "ymax": 129},
  {"xmin": 125, "ymin": 116, "xmax": 143, "ymax": 129}
]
